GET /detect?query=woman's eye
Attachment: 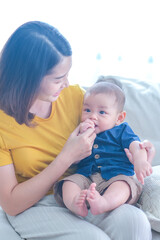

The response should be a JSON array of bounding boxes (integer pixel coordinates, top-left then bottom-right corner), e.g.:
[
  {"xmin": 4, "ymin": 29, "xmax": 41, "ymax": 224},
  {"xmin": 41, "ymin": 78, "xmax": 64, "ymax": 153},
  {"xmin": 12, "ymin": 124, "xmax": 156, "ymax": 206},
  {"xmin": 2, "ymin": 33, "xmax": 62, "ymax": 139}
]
[
  {"xmin": 99, "ymin": 110, "xmax": 106, "ymax": 115},
  {"xmin": 54, "ymin": 80, "xmax": 62, "ymax": 84}
]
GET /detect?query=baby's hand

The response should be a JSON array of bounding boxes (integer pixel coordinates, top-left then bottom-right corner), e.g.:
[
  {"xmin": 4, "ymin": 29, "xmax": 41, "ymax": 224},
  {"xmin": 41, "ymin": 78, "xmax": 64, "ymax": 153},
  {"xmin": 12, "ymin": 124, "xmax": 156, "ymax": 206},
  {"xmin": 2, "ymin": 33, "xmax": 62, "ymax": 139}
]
[
  {"xmin": 134, "ymin": 160, "xmax": 152, "ymax": 185},
  {"xmin": 79, "ymin": 119, "xmax": 95, "ymax": 134}
]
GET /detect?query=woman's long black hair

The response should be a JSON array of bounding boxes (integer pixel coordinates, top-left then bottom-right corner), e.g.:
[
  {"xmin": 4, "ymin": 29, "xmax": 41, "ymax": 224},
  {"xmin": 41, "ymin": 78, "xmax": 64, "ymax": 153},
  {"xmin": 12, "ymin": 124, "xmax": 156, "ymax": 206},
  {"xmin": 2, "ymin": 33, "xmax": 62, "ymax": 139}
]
[{"xmin": 0, "ymin": 21, "xmax": 72, "ymax": 125}]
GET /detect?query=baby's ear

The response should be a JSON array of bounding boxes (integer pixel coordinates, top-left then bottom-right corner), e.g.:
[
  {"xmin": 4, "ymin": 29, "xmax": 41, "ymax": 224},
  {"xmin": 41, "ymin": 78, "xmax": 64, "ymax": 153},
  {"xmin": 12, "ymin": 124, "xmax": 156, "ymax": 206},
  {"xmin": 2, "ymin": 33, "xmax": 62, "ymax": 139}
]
[{"xmin": 116, "ymin": 111, "xmax": 126, "ymax": 125}]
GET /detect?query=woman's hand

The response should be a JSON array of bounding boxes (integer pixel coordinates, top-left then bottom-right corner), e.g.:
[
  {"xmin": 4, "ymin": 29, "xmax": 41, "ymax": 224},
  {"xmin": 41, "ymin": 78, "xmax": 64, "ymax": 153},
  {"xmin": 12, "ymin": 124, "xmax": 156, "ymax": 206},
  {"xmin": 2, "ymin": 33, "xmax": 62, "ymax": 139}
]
[
  {"xmin": 125, "ymin": 140, "xmax": 155, "ymax": 165},
  {"xmin": 139, "ymin": 140, "xmax": 156, "ymax": 164},
  {"xmin": 62, "ymin": 124, "xmax": 96, "ymax": 165}
]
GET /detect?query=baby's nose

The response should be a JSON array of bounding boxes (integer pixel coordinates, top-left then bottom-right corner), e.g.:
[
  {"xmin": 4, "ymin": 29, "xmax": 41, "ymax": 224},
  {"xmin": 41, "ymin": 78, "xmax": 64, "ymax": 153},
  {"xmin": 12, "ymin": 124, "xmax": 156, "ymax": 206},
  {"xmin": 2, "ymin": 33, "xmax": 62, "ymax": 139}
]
[{"xmin": 89, "ymin": 113, "xmax": 97, "ymax": 120}]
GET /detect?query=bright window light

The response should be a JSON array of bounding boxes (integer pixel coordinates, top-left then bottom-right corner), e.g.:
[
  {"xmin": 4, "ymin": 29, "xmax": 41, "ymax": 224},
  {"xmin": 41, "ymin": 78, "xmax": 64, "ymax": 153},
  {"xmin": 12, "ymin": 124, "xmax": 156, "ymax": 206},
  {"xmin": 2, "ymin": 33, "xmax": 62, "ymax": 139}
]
[{"xmin": 1, "ymin": 0, "xmax": 160, "ymax": 86}]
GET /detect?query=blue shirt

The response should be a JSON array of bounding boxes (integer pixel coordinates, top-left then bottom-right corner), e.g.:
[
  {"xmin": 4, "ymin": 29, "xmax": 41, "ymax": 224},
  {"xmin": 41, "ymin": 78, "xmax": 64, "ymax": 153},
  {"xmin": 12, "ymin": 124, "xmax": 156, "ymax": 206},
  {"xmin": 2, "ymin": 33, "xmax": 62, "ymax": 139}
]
[{"xmin": 76, "ymin": 122, "xmax": 140, "ymax": 180}]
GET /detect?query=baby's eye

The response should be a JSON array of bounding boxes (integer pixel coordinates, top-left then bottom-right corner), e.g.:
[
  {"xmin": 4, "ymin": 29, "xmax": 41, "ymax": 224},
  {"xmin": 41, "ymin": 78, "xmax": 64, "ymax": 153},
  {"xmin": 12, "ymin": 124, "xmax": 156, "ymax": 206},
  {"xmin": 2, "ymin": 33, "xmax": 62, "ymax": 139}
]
[
  {"xmin": 99, "ymin": 110, "xmax": 106, "ymax": 115},
  {"xmin": 84, "ymin": 108, "xmax": 91, "ymax": 112}
]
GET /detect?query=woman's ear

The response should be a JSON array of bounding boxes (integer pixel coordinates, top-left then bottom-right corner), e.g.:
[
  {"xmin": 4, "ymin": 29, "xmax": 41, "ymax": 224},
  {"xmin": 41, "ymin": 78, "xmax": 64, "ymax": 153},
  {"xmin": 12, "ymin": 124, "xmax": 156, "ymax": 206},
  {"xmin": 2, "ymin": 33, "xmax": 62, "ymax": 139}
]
[{"xmin": 116, "ymin": 111, "xmax": 126, "ymax": 125}]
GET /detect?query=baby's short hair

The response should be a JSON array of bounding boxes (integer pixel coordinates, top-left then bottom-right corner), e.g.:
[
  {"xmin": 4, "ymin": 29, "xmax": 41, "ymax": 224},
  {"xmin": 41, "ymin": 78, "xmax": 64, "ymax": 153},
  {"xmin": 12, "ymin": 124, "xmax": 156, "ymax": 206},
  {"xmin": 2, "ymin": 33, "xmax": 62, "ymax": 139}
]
[
  {"xmin": 96, "ymin": 75, "xmax": 123, "ymax": 89},
  {"xmin": 85, "ymin": 77, "xmax": 125, "ymax": 112}
]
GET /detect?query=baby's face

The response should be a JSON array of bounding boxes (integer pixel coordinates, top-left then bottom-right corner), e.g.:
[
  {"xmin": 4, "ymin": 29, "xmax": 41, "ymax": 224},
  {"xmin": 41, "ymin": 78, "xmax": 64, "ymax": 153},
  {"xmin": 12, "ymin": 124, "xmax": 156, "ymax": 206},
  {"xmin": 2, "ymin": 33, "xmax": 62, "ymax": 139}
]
[{"xmin": 81, "ymin": 93, "xmax": 120, "ymax": 134}]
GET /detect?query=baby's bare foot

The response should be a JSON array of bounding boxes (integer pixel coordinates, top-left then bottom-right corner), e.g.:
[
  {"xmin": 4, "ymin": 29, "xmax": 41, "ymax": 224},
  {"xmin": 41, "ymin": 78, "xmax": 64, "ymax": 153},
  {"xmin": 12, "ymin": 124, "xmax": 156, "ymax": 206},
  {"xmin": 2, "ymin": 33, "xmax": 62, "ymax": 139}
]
[
  {"xmin": 87, "ymin": 183, "xmax": 108, "ymax": 215},
  {"xmin": 73, "ymin": 189, "xmax": 88, "ymax": 217}
]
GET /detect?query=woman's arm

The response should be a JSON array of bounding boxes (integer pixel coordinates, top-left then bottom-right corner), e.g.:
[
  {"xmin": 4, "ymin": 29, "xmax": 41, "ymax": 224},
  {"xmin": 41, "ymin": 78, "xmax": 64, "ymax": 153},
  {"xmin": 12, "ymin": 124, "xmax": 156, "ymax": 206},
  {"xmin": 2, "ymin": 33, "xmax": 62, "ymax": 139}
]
[{"xmin": 0, "ymin": 126, "xmax": 96, "ymax": 216}]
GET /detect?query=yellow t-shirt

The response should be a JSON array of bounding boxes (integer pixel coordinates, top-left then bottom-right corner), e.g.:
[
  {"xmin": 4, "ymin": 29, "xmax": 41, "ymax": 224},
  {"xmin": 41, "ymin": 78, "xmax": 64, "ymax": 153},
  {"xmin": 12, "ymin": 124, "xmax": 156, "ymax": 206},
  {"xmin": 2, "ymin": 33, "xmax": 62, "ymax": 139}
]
[{"xmin": 0, "ymin": 85, "xmax": 84, "ymax": 193}]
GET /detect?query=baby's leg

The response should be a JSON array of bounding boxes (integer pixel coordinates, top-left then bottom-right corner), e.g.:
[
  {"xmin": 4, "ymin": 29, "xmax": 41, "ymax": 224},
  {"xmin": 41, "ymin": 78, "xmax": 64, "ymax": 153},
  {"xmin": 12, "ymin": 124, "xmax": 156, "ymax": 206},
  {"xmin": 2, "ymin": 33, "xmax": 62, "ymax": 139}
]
[
  {"xmin": 62, "ymin": 181, "xmax": 88, "ymax": 217},
  {"xmin": 87, "ymin": 181, "xmax": 131, "ymax": 215}
]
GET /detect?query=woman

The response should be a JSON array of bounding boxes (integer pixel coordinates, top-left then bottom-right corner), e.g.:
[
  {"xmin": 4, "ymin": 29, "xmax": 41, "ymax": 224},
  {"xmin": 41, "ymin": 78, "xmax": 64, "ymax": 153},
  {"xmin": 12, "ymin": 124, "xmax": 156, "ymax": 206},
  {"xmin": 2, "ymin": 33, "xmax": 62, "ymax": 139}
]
[{"xmin": 0, "ymin": 21, "xmax": 154, "ymax": 240}]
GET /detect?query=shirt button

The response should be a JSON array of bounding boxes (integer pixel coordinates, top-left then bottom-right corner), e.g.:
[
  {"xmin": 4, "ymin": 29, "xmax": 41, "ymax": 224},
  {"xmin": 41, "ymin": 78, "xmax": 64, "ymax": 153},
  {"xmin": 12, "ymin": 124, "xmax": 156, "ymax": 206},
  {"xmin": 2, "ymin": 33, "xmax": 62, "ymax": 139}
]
[
  {"xmin": 94, "ymin": 154, "xmax": 100, "ymax": 159},
  {"xmin": 93, "ymin": 144, "xmax": 98, "ymax": 149}
]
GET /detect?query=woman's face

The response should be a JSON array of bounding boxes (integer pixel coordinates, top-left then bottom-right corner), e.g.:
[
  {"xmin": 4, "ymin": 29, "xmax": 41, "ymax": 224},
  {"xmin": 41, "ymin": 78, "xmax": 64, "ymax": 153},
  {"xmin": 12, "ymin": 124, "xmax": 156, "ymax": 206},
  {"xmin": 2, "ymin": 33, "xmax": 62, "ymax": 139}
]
[{"xmin": 37, "ymin": 56, "xmax": 72, "ymax": 102}]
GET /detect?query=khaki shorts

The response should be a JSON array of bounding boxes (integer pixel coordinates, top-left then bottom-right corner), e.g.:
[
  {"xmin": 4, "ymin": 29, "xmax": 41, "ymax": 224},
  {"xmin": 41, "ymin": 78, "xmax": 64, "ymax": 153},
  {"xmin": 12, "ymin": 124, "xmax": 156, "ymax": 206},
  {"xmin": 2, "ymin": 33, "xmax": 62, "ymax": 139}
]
[{"xmin": 54, "ymin": 173, "xmax": 142, "ymax": 207}]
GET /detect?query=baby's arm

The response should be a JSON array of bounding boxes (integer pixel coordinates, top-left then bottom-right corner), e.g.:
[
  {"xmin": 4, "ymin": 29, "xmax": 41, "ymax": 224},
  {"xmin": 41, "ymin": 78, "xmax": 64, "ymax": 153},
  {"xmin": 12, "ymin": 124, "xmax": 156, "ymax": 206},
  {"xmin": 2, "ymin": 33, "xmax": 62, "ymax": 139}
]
[
  {"xmin": 129, "ymin": 141, "xmax": 152, "ymax": 184},
  {"xmin": 79, "ymin": 119, "xmax": 95, "ymax": 134},
  {"xmin": 125, "ymin": 140, "xmax": 155, "ymax": 165}
]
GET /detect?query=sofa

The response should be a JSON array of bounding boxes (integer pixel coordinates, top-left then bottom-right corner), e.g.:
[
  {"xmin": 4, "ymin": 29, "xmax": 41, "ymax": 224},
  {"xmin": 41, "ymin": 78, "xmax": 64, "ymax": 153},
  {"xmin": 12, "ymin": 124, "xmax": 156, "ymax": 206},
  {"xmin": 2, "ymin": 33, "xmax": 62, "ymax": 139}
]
[
  {"xmin": 0, "ymin": 76, "xmax": 160, "ymax": 239},
  {"xmin": 118, "ymin": 76, "xmax": 160, "ymax": 239}
]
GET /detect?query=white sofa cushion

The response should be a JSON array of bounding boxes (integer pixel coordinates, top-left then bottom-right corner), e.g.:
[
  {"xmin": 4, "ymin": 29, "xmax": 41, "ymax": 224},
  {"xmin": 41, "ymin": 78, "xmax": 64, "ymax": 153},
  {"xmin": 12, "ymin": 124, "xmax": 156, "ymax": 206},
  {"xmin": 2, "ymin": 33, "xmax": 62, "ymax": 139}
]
[
  {"xmin": 118, "ymin": 77, "xmax": 160, "ymax": 166},
  {"xmin": 137, "ymin": 165, "xmax": 160, "ymax": 232},
  {"xmin": 116, "ymin": 77, "xmax": 160, "ymax": 233}
]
